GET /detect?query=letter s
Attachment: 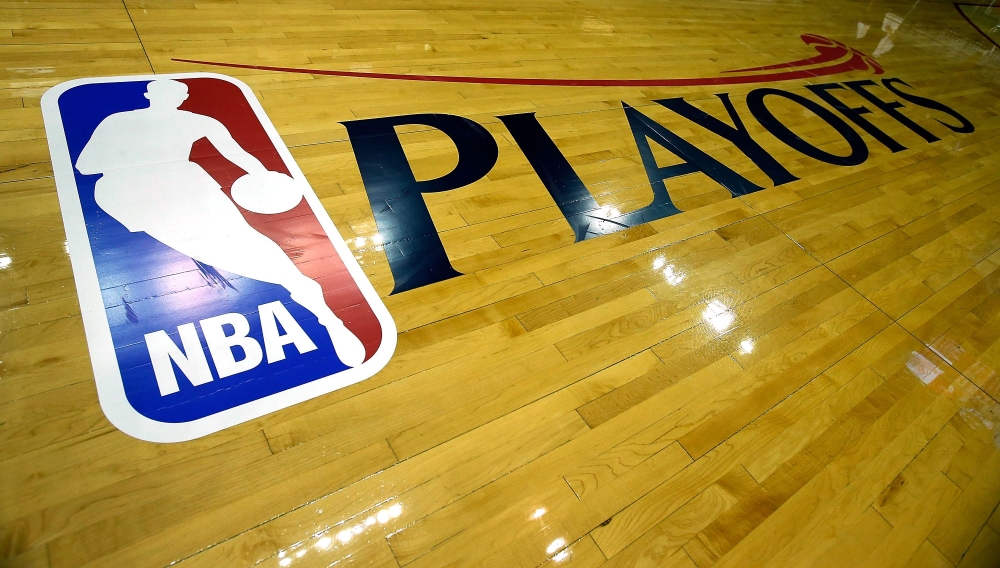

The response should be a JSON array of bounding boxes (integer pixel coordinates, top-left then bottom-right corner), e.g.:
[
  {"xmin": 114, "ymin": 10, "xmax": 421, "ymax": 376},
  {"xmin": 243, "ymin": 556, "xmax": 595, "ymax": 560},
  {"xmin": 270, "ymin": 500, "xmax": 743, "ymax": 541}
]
[{"xmin": 882, "ymin": 78, "xmax": 974, "ymax": 134}]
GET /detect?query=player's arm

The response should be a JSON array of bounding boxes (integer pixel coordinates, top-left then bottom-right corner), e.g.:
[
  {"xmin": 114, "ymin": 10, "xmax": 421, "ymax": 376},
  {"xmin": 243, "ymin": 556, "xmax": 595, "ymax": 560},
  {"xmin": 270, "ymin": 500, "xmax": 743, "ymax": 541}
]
[
  {"xmin": 202, "ymin": 117, "xmax": 268, "ymax": 176},
  {"xmin": 75, "ymin": 119, "xmax": 115, "ymax": 174}
]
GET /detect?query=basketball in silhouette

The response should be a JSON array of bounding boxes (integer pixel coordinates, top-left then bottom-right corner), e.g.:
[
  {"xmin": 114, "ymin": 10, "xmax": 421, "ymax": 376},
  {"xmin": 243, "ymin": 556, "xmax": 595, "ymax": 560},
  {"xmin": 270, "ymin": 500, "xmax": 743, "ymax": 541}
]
[{"xmin": 231, "ymin": 171, "xmax": 303, "ymax": 214}]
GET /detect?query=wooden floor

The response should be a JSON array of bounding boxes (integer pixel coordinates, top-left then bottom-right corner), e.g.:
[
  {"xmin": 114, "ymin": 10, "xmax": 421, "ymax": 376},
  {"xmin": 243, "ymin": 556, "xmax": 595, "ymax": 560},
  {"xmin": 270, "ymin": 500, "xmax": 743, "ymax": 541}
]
[{"xmin": 4, "ymin": 0, "xmax": 1000, "ymax": 567}]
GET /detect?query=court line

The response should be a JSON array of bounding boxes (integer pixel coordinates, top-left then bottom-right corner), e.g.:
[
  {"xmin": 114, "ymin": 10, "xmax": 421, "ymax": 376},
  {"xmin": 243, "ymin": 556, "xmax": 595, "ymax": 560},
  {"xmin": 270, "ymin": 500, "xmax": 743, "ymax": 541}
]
[{"xmin": 954, "ymin": 2, "xmax": 1000, "ymax": 50}]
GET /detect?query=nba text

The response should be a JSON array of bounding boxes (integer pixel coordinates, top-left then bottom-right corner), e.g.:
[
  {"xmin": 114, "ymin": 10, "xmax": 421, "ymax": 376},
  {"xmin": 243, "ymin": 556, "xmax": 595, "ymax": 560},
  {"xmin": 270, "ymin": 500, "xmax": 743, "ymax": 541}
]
[{"xmin": 145, "ymin": 301, "xmax": 317, "ymax": 396}]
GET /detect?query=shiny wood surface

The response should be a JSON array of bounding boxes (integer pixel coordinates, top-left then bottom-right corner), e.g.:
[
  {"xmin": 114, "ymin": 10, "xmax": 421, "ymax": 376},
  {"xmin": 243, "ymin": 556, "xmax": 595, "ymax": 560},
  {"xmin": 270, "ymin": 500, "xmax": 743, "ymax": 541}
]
[{"xmin": 3, "ymin": 0, "xmax": 1000, "ymax": 567}]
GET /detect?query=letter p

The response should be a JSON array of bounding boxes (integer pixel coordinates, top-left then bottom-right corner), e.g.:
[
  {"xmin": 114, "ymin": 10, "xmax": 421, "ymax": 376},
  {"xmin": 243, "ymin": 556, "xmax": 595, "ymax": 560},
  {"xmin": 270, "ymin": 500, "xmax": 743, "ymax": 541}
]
[{"xmin": 343, "ymin": 114, "xmax": 499, "ymax": 294}]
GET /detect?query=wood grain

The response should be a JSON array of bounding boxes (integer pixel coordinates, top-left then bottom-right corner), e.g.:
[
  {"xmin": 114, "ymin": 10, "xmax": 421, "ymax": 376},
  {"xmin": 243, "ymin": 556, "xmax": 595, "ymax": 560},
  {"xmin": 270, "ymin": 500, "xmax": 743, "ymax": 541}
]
[{"xmin": 2, "ymin": 0, "xmax": 1000, "ymax": 567}]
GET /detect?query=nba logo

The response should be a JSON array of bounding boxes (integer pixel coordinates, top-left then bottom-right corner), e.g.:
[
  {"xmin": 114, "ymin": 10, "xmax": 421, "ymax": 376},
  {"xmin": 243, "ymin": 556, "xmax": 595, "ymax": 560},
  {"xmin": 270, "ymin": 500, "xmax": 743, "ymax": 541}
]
[{"xmin": 41, "ymin": 73, "xmax": 396, "ymax": 443}]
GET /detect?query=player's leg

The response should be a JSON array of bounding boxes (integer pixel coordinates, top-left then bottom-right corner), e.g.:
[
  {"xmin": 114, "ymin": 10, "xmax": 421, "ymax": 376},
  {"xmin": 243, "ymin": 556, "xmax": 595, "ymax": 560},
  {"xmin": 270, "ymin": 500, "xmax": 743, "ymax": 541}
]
[
  {"xmin": 198, "ymin": 232, "xmax": 367, "ymax": 367},
  {"xmin": 147, "ymin": 223, "xmax": 367, "ymax": 366}
]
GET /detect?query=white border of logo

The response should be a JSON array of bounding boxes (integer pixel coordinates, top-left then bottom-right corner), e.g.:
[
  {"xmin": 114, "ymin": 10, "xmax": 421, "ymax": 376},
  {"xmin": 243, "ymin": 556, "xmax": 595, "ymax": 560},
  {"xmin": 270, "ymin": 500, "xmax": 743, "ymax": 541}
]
[{"xmin": 41, "ymin": 73, "xmax": 397, "ymax": 443}]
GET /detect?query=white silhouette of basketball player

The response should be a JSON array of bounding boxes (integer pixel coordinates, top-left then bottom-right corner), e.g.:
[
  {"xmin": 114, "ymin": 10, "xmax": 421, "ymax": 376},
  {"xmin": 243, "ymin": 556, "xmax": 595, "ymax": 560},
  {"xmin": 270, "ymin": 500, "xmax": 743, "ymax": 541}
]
[{"xmin": 75, "ymin": 79, "xmax": 366, "ymax": 367}]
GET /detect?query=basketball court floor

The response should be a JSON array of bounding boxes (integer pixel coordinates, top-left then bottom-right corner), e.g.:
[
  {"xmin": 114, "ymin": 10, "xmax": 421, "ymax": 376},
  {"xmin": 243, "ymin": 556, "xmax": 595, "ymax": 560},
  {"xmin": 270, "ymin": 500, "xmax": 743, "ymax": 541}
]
[{"xmin": 3, "ymin": 0, "xmax": 1000, "ymax": 566}]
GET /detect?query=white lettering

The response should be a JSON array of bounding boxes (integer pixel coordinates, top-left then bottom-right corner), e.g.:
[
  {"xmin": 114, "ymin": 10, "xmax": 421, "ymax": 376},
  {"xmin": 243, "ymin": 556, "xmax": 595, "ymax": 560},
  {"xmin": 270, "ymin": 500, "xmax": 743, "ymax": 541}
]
[
  {"xmin": 259, "ymin": 301, "xmax": 318, "ymax": 363},
  {"xmin": 146, "ymin": 304, "xmax": 317, "ymax": 394},
  {"xmin": 200, "ymin": 312, "xmax": 264, "ymax": 379},
  {"xmin": 145, "ymin": 324, "xmax": 213, "ymax": 396}
]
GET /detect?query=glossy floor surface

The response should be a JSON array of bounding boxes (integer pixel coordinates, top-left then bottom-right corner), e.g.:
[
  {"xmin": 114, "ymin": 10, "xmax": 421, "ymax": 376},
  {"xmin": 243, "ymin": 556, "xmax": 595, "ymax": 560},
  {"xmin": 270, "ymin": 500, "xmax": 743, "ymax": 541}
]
[{"xmin": 4, "ymin": 0, "xmax": 1000, "ymax": 567}]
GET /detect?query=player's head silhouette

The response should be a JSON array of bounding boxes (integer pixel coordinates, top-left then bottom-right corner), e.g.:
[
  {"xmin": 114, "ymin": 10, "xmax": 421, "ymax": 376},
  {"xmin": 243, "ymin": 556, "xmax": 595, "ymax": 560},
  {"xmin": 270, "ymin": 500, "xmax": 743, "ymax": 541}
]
[{"xmin": 144, "ymin": 79, "xmax": 189, "ymax": 110}]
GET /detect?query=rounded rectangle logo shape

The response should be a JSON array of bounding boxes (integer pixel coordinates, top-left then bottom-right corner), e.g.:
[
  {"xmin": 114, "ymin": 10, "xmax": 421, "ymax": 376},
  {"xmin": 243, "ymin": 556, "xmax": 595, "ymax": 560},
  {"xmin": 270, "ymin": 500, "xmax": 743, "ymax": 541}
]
[{"xmin": 42, "ymin": 73, "xmax": 396, "ymax": 443}]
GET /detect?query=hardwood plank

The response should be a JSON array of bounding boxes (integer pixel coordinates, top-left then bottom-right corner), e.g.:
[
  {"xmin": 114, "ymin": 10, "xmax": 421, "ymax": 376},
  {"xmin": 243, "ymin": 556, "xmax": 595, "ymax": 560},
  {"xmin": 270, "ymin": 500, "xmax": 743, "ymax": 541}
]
[{"xmin": 4, "ymin": 1, "xmax": 1000, "ymax": 567}]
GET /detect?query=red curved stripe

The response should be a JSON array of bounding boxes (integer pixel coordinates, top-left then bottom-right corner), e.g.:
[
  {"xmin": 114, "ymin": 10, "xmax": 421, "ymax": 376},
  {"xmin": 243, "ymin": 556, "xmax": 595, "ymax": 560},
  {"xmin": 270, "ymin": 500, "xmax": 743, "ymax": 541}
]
[
  {"xmin": 172, "ymin": 34, "xmax": 882, "ymax": 88},
  {"xmin": 724, "ymin": 34, "xmax": 849, "ymax": 72}
]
